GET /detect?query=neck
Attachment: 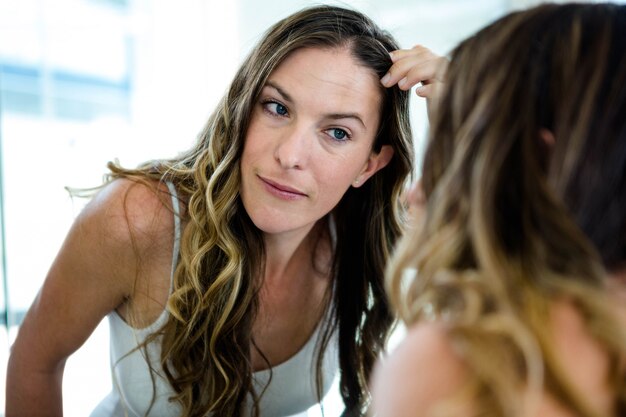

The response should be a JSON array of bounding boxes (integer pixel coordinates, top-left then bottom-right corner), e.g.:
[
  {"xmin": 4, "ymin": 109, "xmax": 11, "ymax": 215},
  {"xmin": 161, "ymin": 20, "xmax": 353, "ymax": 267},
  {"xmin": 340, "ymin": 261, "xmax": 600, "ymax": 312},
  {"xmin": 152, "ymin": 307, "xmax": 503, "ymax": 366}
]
[{"xmin": 262, "ymin": 220, "xmax": 327, "ymax": 286}]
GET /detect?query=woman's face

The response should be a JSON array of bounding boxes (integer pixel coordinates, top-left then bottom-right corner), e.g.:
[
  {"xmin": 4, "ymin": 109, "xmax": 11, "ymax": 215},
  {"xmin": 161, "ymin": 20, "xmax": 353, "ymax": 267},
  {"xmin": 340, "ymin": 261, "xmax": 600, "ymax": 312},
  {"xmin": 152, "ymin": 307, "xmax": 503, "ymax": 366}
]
[{"xmin": 240, "ymin": 46, "xmax": 393, "ymax": 238}]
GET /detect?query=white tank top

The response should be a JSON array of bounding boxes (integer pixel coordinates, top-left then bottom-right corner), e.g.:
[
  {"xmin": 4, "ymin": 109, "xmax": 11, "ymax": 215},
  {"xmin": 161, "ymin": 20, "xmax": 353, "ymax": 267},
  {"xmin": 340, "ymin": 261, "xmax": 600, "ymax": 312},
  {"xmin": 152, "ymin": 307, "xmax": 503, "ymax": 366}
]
[{"xmin": 90, "ymin": 182, "xmax": 339, "ymax": 417}]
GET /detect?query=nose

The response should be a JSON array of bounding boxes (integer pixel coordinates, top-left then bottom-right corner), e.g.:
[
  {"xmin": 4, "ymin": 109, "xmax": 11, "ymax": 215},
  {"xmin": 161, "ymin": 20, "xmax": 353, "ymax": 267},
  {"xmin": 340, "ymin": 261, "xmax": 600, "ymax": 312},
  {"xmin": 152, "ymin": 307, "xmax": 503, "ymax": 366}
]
[{"xmin": 274, "ymin": 124, "xmax": 311, "ymax": 169}]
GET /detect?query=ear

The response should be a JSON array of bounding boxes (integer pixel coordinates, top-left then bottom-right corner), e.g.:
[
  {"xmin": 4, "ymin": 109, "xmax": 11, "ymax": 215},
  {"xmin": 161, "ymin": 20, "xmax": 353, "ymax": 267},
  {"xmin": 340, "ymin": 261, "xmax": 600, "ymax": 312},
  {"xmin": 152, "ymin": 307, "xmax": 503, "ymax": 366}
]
[{"xmin": 352, "ymin": 145, "xmax": 394, "ymax": 188}]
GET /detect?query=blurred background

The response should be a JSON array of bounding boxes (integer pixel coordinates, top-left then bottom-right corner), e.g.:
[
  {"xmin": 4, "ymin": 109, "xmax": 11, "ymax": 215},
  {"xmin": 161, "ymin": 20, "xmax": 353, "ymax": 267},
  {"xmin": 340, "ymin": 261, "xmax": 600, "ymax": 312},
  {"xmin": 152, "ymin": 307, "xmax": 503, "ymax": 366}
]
[{"xmin": 1, "ymin": 0, "xmax": 624, "ymax": 415}]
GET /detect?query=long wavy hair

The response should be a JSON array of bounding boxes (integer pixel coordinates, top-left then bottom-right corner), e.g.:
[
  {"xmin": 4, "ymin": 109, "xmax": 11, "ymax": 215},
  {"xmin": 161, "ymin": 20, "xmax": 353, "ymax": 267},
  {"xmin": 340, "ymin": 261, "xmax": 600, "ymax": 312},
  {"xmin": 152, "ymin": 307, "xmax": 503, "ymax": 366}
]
[
  {"xmin": 387, "ymin": 3, "xmax": 626, "ymax": 416},
  {"xmin": 108, "ymin": 5, "xmax": 413, "ymax": 416}
]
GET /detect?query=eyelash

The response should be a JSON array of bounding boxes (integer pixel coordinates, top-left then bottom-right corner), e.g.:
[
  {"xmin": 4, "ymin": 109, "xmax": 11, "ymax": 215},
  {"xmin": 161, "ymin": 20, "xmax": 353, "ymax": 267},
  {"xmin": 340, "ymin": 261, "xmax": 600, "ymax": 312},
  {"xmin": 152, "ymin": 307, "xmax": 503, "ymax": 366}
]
[
  {"xmin": 260, "ymin": 99, "xmax": 352, "ymax": 142},
  {"xmin": 261, "ymin": 99, "xmax": 289, "ymax": 118},
  {"xmin": 325, "ymin": 127, "xmax": 351, "ymax": 142}
]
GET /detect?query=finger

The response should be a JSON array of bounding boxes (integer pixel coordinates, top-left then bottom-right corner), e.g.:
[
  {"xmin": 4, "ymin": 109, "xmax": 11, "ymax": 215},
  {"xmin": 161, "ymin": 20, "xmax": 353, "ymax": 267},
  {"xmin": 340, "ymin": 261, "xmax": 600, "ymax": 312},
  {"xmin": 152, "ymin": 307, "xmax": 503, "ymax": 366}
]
[
  {"xmin": 415, "ymin": 83, "xmax": 434, "ymax": 98},
  {"xmin": 399, "ymin": 59, "xmax": 444, "ymax": 91},
  {"xmin": 382, "ymin": 51, "xmax": 445, "ymax": 88},
  {"xmin": 382, "ymin": 56, "xmax": 435, "ymax": 89},
  {"xmin": 383, "ymin": 47, "xmax": 434, "ymax": 86},
  {"xmin": 389, "ymin": 45, "xmax": 433, "ymax": 63}
]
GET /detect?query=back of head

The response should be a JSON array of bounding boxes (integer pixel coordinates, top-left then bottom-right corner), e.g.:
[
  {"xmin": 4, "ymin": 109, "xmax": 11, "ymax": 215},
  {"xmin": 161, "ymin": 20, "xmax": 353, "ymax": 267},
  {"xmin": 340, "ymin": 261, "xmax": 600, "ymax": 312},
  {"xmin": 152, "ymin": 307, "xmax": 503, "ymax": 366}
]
[
  {"xmin": 388, "ymin": 3, "xmax": 626, "ymax": 416},
  {"xmin": 424, "ymin": 2, "xmax": 626, "ymax": 273}
]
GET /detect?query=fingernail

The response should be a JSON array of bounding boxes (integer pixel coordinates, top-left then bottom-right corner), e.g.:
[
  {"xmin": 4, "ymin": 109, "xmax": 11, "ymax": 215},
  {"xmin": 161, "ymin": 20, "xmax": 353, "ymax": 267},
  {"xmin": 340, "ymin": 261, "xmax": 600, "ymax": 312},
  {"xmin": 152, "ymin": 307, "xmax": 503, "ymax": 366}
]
[
  {"xmin": 381, "ymin": 73, "xmax": 391, "ymax": 85},
  {"xmin": 398, "ymin": 77, "xmax": 407, "ymax": 88}
]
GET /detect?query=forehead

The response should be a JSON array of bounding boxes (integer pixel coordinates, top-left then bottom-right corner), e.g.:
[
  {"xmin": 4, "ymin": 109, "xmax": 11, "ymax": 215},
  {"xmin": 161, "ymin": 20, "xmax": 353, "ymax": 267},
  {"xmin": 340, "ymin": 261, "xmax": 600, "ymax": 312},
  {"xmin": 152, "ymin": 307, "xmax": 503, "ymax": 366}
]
[{"xmin": 267, "ymin": 46, "xmax": 383, "ymax": 118}]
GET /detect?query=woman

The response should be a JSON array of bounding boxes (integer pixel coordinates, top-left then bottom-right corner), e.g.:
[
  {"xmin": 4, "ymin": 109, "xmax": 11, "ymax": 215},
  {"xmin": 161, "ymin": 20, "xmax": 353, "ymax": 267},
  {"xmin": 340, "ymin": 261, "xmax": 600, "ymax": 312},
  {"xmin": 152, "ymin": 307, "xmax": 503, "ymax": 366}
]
[
  {"xmin": 373, "ymin": 3, "xmax": 626, "ymax": 417},
  {"xmin": 6, "ymin": 5, "xmax": 415, "ymax": 417}
]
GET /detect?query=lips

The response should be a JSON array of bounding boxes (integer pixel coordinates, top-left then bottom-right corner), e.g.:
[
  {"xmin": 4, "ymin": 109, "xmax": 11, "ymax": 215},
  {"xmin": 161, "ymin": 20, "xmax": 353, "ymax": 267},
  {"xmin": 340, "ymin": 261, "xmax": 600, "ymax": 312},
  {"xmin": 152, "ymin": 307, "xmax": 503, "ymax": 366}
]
[{"xmin": 259, "ymin": 176, "xmax": 308, "ymax": 199}]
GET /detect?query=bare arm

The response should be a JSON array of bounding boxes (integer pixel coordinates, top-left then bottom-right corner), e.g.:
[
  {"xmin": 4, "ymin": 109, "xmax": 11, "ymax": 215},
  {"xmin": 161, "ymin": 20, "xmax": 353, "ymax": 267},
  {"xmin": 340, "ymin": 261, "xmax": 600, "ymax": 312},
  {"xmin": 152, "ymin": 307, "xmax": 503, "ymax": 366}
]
[{"xmin": 6, "ymin": 179, "xmax": 167, "ymax": 416}]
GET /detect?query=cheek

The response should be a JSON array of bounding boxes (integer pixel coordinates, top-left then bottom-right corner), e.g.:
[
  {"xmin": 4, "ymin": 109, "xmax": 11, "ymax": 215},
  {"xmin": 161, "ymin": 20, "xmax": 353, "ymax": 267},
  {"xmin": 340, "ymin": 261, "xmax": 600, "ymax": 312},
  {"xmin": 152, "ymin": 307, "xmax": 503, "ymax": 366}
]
[
  {"xmin": 241, "ymin": 132, "xmax": 263, "ymax": 169},
  {"xmin": 241, "ymin": 115, "xmax": 267, "ymax": 162},
  {"xmin": 315, "ymin": 163, "xmax": 360, "ymax": 202}
]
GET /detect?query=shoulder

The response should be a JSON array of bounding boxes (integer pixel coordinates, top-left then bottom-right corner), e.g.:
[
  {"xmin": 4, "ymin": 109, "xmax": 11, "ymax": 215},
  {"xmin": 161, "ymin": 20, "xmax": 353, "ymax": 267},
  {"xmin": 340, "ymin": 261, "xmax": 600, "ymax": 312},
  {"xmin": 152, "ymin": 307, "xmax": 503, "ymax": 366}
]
[
  {"xmin": 548, "ymin": 299, "xmax": 610, "ymax": 380},
  {"xmin": 87, "ymin": 178, "xmax": 174, "ymax": 230},
  {"xmin": 371, "ymin": 322, "xmax": 471, "ymax": 417},
  {"xmin": 62, "ymin": 178, "xmax": 179, "ymax": 294},
  {"xmin": 80, "ymin": 178, "xmax": 177, "ymax": 251},
  {"xmin": 7, "ymin": 179, "xmax": 181, "ymax": 367},
  {"xmin": 545, "ymin": 299, "xmax": 614, "ymax": 415},
  {"xmin": 371, "ymin": 304, "xmax": 615, "ymax": 417}
]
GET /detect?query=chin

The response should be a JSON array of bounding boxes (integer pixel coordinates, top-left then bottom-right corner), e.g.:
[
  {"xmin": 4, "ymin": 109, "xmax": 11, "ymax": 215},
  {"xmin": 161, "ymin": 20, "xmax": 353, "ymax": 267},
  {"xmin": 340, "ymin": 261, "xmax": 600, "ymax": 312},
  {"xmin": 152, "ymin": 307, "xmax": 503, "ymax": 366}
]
[
  {"xmin": 248, "ymin": 211, "xmax": 311, "ymax": 236},
  {"xmin": 247, "ymin": 211, "xmax": 286, "ymax": 232}
]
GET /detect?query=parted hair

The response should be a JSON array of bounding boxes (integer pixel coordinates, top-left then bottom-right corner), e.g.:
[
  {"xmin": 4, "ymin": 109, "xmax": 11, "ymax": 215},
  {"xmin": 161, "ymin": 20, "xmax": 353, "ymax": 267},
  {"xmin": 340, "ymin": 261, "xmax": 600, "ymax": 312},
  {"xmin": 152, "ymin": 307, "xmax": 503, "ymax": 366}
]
[
  {"xmin": 387, "ymin": 3, "xmax": 626, "ymax": 416},
  {"xmin": 108, "ymin": 5, "xmax": 413, "ymax": 417}
]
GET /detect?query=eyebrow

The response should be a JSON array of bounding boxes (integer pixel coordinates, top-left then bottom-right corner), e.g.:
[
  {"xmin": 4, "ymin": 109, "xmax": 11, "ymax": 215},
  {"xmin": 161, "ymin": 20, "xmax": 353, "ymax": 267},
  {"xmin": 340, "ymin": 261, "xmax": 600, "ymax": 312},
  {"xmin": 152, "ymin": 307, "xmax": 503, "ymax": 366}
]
[{"xmin": 264, "ymin": 81, "xmax": 367, "ymax": 129}]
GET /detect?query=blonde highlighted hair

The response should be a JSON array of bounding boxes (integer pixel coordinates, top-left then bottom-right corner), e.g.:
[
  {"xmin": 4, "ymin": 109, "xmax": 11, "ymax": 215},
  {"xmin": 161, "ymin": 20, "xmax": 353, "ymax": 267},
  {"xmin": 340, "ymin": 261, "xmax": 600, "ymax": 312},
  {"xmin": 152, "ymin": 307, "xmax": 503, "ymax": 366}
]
[{"xmin": 388, "ymin": 3, "xmax": 626, "ymax": 416}]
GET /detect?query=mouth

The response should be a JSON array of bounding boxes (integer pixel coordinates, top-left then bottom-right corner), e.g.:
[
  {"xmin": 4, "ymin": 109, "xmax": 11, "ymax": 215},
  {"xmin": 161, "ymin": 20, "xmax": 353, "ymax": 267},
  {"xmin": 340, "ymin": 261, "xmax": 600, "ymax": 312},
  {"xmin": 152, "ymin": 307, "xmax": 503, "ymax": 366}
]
[{"xmin": 259, "ymin": 176, "xmax": 308, "ymax": 199}]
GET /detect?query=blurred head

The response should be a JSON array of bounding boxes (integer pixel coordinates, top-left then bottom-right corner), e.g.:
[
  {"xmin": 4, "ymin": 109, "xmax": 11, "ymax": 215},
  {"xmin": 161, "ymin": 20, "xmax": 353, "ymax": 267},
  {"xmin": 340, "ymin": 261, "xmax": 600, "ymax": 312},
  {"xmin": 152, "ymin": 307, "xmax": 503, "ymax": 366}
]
[
  {"xmin": 421, "ymin": 2, "xmax": 626, "ymax": 277},
  {"xmin": 387, "ymin": 3, "xmax": 626, "ymax": 415},
  {"xmin": 389, "ymin": 4, "xmax": 626, "ymax": 416}
]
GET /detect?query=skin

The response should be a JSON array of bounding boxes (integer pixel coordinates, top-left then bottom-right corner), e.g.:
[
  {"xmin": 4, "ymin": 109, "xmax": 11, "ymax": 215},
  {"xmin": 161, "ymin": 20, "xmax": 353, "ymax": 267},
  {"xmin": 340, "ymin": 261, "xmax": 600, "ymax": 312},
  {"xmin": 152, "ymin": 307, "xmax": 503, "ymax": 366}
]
[
  {"xmin": 6, "ymin": 45, "xmax": 395, "ymax": 415},
  {"xmin": 370, "ymin": 301, "xmax": 618, "ymax": 417},
  {"xmin": 6, "ymin": 179, "xmax": 175, "ymax": 416},
  {"xmin": 241, "ymin": 46, "xmax": 392, "ymax": 240}
]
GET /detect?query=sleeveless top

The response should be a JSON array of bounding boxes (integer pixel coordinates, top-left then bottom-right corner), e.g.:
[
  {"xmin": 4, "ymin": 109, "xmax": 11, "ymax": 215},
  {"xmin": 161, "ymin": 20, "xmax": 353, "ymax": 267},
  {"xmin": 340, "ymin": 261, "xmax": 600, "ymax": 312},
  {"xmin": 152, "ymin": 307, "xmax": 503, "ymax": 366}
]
[{"xmin": 90, "ymin": 182, "xmax": 339, "ymax": 417}]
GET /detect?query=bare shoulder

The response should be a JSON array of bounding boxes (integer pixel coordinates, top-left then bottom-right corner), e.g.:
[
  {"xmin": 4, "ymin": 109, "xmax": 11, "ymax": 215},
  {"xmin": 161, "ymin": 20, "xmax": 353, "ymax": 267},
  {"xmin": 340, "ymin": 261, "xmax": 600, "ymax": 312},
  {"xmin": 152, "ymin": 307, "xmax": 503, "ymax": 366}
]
[
  {"xmin": 8, "ymin": 178, "xmax": 179, "ymax": 371},
  {"xmin": 371, "ymin": 322, "xmax": 471, "ymax": 417},
  {"xmin": 371, "ymin": 304, "xmax": 616, "ymax": 417},
  {"xmin": 545, "ymin": 300, "xmax": 614, "ymax": 415},
  {"xmin": 84, "ymin": 178, "xmax": 176, "ymax": 248},
  {"xmin": 78, "ymin": 178, "xmax": 179, "ymax": 322},
  {"xmin": 49, "ymin": 177, "xmax": 177, "ymax": 309}
]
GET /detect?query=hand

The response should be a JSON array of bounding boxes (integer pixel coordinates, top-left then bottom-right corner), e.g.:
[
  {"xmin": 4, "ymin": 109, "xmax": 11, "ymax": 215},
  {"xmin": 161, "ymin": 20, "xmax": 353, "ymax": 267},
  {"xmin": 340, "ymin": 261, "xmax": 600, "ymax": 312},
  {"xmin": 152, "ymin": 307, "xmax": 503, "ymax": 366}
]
[{"xmin": 381, "ymin": 45, "xmax": 448, "ymax": 118}]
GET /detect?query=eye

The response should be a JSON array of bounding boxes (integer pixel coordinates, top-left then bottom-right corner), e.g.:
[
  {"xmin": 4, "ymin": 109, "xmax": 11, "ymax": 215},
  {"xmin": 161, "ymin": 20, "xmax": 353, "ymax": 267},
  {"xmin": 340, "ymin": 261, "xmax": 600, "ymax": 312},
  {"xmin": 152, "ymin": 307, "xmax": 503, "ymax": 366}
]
[
  {"xmin": 326, "ymin": 128, "xmax": 351, "ymax": 142},
  {"xmin": 263, "ymin": 100, "xmax": 289, "ymax": 117}
]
